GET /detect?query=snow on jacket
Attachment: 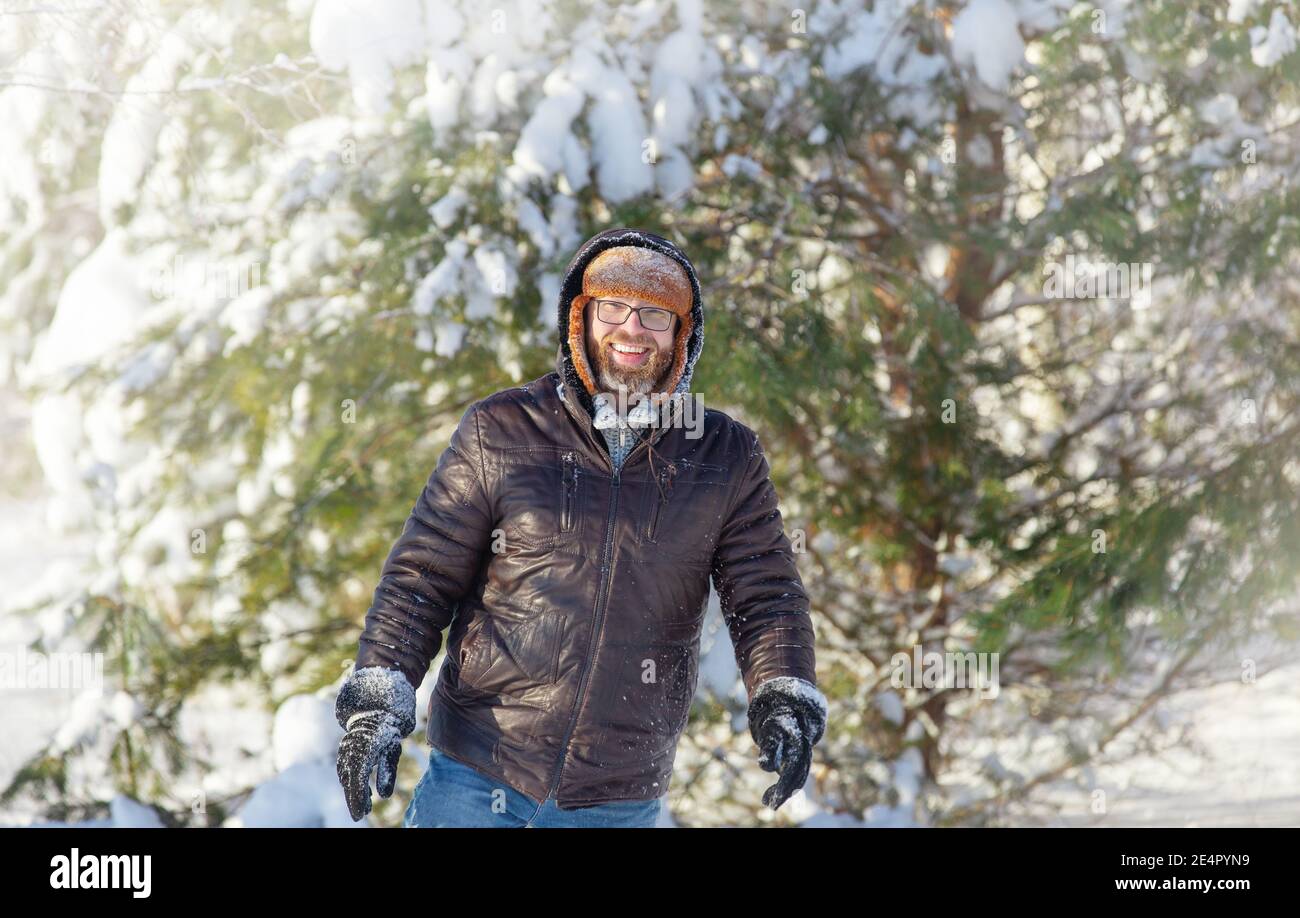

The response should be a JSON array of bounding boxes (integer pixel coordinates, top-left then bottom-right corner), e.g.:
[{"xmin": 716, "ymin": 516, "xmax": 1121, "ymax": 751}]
[{"xmin": 352, "ymin": 226, "xmax": 820, "ymax": 808}]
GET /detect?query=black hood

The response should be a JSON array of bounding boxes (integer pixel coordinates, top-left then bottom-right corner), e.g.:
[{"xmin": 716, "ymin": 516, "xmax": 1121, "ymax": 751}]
[{"xmin": 555, "ymin": 227, "xmax": 705, "ymax": 417}]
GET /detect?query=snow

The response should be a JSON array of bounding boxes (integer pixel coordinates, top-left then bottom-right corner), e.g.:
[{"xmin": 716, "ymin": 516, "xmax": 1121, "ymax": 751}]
[
  {"xmin": 750, "ymin": 675, "xmax": 830, "ymax": 726},
  {"xmin": 815, "ymin": 0, "xmax": 947, "ymax": 124},
  {"xmin": 34, "ymin": 687, "xmax": 136, "ymax": 760},
  {"xmin": 228, "ymin": 761, "xmax": 361, "ymax": 828},
  {"xmin": 1037, "ymin": 660, "xmax": 1300, "ymax": 827},
  {"xmin": 951, "ymin": 0, "xmax": 1026, "ymax": 91},
  {"xmin": 585, "ymin": 66, "xmax": 655, "ymax": 201},
  {"xmin": 273, "ymin": 694, "xmax": 342, "ymax": 772},
  {"xmin": 647, "ymin": 0, "xmax": 713, "ymax": 199},
  {"xmin": 876, "ymin": 690, "xmax": 906, "ymax": 725},
  {"xmin": 14, "ymin": 795, "xmax": 164, "ymax": 829},
  {"xmin": 119, "ymin": 505, "xmax": 201, "ymax": 588},
  {"xmin": 338, "ymin": 666, "xmax": 418, "ymax": 730},
  {"xmin": 429, "ymin": 187, "xmax": 471, "ymax": 229},
  {"xmin": 434, "ymin": 319, "xmax": 468, "ymax": 356},
  {"xmin": 472, "ymin": 243, "xmax": 519, "ymax": 304},
  {"xmin": 97, "ymin": 27, "xmax": 192, "ymax": 227},
  {"xmin": 220, "ymin": 689, "xmax": 355, "ymax": 828},
  {"xmin": 721, "ymin": 154, "xmax": 764, "ymax": 181},
  {"xmin": 413, "ymin": 238, "xmax": 469, "ymax": 316},
  {"xmin": 1250, "ymin": 8, "xmax": 1297, "ymax": 67},
  {"xmin": 309, "ymin": 0, "xmax": 427, "ymax": 114},
  {"xmin": 425, "ymin": 47, "xmax": 473, "ymax": 132},
  {"xmin": 1198, "ymin": 93, "xmax": 1242, "ymax": 128},
  {"xmin": 864, "ymin": 747, "xmax": 926, "ymax": 827},
  {"xmin": 821, "ymin": 4, "xmax": 892, "ymax": 81},
  {"xmin": 1228, "ymin": 0, "xmax": 1263, "ymax": 24},
  {"xmin": 29, "ymin": 229, "xmax": 150, "ymax": 380},
  {"xmin": 109, "ymin": 795, "xmax": 166, "ymax": 828},
  {"xmin": 513, "ymin": 75, "xmax": 586, "ymax": 184},
  {"xmin": 512, "ymin": 29, "xmax": 679, "ymax": 203},
  {"xmin": 696, "ymin": 589, "xmax": 747, "ymax": 704},
  {"xmin": 513, "ymin": 196, "xmax": 553, "ymax": 258},
  {"xmin": 219, "ymin": 274, "xmax": 271, "ymax": 354},
  {"xmin": 25, "ymin": 229, "xmax": 158, "ymax": 532},
  {"xmin": 582, "ymin": 64, "xmax": 655, "ymax": 202}
]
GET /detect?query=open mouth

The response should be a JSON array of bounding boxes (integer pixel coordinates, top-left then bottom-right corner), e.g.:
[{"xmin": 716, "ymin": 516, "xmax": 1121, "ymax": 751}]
[{"xmin": 607, "ymin": 341, "xmax": 653, "ymax": 366}]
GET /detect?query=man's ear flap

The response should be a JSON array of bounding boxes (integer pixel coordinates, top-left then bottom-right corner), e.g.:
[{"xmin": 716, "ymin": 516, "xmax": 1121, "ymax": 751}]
[{"xmin": 569, "ymin": 293, "xmax": 599, "ymax": 396}]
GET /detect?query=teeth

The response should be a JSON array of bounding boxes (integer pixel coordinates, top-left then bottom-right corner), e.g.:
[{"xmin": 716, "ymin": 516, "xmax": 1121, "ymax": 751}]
[{"xmin": 611, "ymin": 343, "xmax": 648, "ymax": 354}]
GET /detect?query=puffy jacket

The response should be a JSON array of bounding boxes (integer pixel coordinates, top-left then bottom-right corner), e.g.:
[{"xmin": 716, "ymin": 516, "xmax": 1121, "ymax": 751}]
[{"xmin": 352, "ymin": 227, "xmax": 819, "ymax": 808}]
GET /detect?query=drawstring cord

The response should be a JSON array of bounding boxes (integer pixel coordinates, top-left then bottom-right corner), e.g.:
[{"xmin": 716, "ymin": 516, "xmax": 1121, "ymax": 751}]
[
  {"xmin": 648, "ymin": 442, "xmax": 676, "ymax": 504},
  {"xmin": 646, "ymin": 395, "xmax": 681, "ymax": 504}
]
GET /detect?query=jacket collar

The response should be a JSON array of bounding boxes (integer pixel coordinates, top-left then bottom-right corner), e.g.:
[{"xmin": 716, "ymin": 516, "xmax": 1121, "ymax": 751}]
[{"xmin": 555, "ymin": 376, "xmax": 682, "ymax": 471}]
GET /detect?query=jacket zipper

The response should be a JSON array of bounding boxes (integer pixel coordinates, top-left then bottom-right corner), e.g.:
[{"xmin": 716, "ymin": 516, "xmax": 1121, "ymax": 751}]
[
  {"xmin": 560, "ymin": 451, "xmax": 577, "ymax": 531},
  {"xmin": 547, "ymin": 380, "xmax": 675, "ymax": 801},
  {"xmin": 547, "ymin": 461, "xmax": 620, "ymax": 800}
]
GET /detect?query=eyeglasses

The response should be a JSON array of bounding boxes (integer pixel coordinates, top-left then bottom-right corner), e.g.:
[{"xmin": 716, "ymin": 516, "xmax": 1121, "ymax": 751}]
[{"xmin": 593, "ymin": 298, "xmax": 676, "ymax": 332}]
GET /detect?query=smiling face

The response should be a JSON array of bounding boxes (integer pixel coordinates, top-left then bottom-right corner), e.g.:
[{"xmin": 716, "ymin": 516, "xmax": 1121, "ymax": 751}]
[{"xmin": 583, "ymin": 297, "xmax": 678, "ymax": 396}]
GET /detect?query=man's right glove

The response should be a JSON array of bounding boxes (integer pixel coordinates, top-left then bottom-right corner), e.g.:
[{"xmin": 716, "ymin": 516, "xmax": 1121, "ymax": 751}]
[
  {"xmin": 334, "ymin": 665, "xmax": 418, "ymax": 822},
  {"xmin": 747, "ymin": 676, "xmax": 828, "ymax": 811}
]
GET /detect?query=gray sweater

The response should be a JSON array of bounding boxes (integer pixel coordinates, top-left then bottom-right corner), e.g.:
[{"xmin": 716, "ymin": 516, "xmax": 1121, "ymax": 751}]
[{"xmin": 599, "ymin": 423, "xmax": 642, "ymax": 471}]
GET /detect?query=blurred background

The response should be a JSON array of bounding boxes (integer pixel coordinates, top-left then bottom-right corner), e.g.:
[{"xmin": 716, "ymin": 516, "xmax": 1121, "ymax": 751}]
[{"xmin": 1, "ymin": 0, "xmax": 1298, "ymax": 827}]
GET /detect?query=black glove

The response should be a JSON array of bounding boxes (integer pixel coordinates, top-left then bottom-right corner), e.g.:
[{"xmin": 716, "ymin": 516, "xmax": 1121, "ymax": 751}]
[
  {"xmin": 335, "ymin": 666, "xmax": 417, "ymax": 822},
  {"xmin": 747, "ymin": 676, "xmax": 828, "ymax": 811}
]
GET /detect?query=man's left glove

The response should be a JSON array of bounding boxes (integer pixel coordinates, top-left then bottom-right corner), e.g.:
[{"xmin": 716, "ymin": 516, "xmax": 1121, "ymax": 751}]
[
  {"xmin": 747, "ymin": 676, "xmax": 828, "ymax": 811},
  {"xmin": 334, "ymin": 665, "xmax": 418, "ymax": 822}
]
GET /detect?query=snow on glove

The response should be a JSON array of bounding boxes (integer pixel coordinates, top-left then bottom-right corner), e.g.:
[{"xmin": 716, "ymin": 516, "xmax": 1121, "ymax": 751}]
[
  {"xmin": 747, "ymin": 676, "xmax": 828, "ymax": 811},
  {"xmin": 335, "ymin": 665, "xmax": 418, "ymax": 822}
]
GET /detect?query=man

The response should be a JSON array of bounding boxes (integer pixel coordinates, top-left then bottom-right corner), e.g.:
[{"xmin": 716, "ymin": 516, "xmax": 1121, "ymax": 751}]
[{"xmin": 335, "ymin": 227, "xmax": 827, "ymax": 827}]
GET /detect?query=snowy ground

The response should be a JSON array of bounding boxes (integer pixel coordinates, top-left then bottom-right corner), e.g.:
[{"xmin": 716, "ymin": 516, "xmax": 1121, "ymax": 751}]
[
  {"xmin": 2, "ymin": 381, "xmax": 1298, "ymax": 827},
  {"xmin": 1037, "ymin": 660, "xmax": 1300, "ymax": 827}
]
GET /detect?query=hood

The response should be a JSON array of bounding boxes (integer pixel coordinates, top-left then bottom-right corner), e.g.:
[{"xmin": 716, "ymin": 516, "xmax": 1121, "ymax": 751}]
[{"xmin": 555, "ymin": 227, "xmax": 705, "ymax": 417}]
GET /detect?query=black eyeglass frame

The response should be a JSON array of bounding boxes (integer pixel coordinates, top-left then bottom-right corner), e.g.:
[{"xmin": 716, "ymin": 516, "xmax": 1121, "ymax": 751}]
[{"xmin": 592, "ymin": 298, "xmax": 677, "ymax": 333}]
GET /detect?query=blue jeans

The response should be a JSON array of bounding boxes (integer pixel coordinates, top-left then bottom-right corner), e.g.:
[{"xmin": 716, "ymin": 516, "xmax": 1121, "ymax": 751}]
[{"xmin": 403, "ymin": 746, "xmax": 663, "ymax": 828}]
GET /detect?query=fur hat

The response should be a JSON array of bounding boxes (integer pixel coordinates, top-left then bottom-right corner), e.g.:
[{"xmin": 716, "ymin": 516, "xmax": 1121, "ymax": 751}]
[{"xmin": 567, "ymin": 245, "xmax": 695, "ymax": 398}]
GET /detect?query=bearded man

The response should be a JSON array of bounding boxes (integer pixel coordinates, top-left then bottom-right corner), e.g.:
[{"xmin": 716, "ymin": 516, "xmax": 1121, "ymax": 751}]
[{"xmin": 334, "ymin": 227, "xmax": 827, "ymax": 828}]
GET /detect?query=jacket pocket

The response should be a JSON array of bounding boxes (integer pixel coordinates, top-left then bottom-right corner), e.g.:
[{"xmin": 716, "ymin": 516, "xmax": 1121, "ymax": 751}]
[
  {"xmin": 456, "ymin": 612, "xmax": 493, "ymax": 685},
  {"xmin": 459, "ymin": 586, "xmax": 565, "ymax": 696},
  {"xmin": 498, "ymin": 447, "xmax": 585, "ymax": 549},
  {"xmin": 643, "ymin": 462, "xmax": 674, "ymax": 543},
  {"xmin": 663, "ymin": 645, "xmax": 698, "ymax": 736},
  {"xmin": 613, "ymin": 643, "xmax": 698, "ymax": 747},
  {"xmin": 637, "ymin": 459, "xmax": 729, "ymax": 563}
]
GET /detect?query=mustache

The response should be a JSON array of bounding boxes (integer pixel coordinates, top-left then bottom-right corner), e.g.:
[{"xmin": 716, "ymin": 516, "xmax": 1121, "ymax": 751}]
[{"xmin": 601, "ymin": 333, "xmax": 658, "ymax": 351}]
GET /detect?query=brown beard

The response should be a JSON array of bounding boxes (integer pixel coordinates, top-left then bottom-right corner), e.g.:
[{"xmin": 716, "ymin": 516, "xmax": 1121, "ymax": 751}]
[{"xmin": 591, "ymin": 330, "xmax": 673, "ymax": 396}]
